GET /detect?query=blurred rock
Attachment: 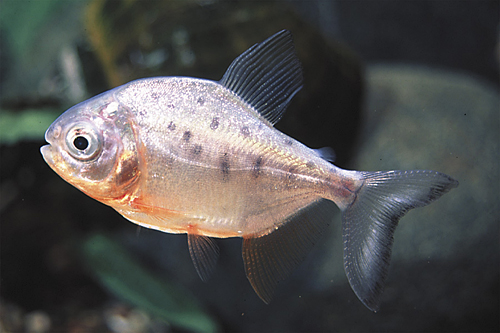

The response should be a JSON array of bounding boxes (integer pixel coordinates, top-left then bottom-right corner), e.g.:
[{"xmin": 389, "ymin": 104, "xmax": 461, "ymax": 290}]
[
  {"xmin": 319, "ymin": 63, "xmax": 499, "ymax": 277},
  {"xmin": 104, "ymin": 304, "xmax": 157, "ymax": 333},
  {"xmin": 358, "ymin": 64, "xmax": 498, "ymax": 261},
  {"xmin": 24, "ymin": 310, "xmax": 51, "ymax": 333},
  {"xmin": 313, "ymin": 64, "xmax": 498, "ymax": 331}
]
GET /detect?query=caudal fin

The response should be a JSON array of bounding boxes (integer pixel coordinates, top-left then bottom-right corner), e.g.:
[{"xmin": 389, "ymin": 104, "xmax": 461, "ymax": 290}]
[{"xmin": 342, "ymin": 170, "xmax": 458, "ymax": 311}]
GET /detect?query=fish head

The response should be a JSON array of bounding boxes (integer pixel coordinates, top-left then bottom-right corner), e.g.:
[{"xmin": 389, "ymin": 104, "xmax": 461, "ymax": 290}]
[{"xmin": 41, "ymin": 90, "xmax": 141, "ymax": 201}]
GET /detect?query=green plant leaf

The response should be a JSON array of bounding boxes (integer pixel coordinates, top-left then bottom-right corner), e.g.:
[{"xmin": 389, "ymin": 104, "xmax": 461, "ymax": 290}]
[
  {"xmin": 0, "ymin": 109, "xmax": 60, "ymax": 145},
  {"xmin": 81, "ymin": 233, "xmax": 219, "ymax": 333}
]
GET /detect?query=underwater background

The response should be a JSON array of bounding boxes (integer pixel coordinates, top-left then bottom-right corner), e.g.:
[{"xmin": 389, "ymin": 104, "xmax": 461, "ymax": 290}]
[{"xmin": 1, "ymin": 1, "xmax": 498, "ymax": 332}]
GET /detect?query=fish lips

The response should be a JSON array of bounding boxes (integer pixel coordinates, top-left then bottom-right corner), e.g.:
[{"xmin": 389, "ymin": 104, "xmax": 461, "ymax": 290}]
[{"xmin": 40, "ymin": 144, "xmax": 54, "ymax": 166}]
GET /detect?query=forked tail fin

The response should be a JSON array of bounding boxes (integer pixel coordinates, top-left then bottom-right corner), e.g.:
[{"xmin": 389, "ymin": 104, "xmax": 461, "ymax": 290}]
[{"xmin": 342, "ymin": 170, "xmax": 458, "ymax": 311}]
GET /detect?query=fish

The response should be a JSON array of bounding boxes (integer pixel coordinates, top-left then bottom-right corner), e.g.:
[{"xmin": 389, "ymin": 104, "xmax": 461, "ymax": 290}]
[{"xmin": 40, "ymin": 30, "xmax": 458, "ymax": 311}]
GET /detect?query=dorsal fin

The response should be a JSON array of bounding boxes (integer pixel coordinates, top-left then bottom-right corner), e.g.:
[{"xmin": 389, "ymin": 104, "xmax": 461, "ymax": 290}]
[
  {"xmin": 187, "ymin": 233, "xmax": 220, "ymax": 282},
  {"xmin": 242, "ymin": 199, "xmax": 335, "ymax": 303},
  {"xmin": 219, "ymin": 30, "xmax": 303, "ymax": 125}
]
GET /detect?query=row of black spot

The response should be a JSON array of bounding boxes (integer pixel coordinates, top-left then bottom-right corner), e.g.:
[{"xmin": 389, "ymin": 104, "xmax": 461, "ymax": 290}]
[
  {"xmin": 219, "ymin": 153, "xmax": 264, "ymax": 182},
  {"xmin": 165, "ymin": 117, "xmax": 268, "ymax": 182},
  {"xmin": 168, "ymin": 116, "xmax": 253, "ymax": 137}
]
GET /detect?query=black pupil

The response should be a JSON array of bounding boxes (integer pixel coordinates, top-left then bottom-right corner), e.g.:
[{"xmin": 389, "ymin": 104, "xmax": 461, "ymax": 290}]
[{"xmin": 73, "ymin": 136, "xmax": 89, "ymax": 150}]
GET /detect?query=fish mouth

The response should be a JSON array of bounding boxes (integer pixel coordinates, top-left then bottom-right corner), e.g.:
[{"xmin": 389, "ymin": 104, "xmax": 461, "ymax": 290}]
[
  {"xmin": 41, "ymin": 123, "xmax": 61, "ymax": 166},
  {"xmin": 40, "ymin": 144, "xmax": 54, "ymax": 166}
]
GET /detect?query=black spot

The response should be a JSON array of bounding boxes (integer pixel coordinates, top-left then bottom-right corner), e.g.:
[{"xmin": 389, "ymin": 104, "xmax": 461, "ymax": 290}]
[
  {"xmin": 193, "ymin": 145, "xmax": 202, "ymax": 155},
  {"xmin": 241, "ymin": 126, "xmax": 250, "ymax": 137},
  {"xmin": 287, "ymin": 166, "xmax": 296, "ymax": 180},
  {"xmin": 168, "ymin": 122, "xmax": 176, "ymax": 131},
  {"xmin": 285, "ymin": 140, "xmax": 293, "ymax": 146},
  {"xmin": 182, "ymin": 131, "xmax": 192, "ymax": 142},
  {"xmin": 220, "ymin": 153, "xmax": 230, "ymax": 181},
  {"xmin": 210, "ymin": 117, "xmax": 219, "ymax": 130},
  {"xmin": 253, "ymin": 156, "xmax": 263, "ymax": 178},
  {"xmin": 306, "ymin": 161, "xmax": 315, "ymax": 169},
  {"xmin": 167, "ymin": 103, "xmax": 175, "ymax": 108},
  {"xmin": 197, "ymin": 97, "xmax": 205, "ymax": 105}
]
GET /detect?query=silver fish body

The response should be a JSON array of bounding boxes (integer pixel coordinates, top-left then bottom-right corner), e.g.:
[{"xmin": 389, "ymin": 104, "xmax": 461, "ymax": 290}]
[
  {"xmin": 110, "ymin": 76, "xmax": 359, "ymax": 237},
  {"xmin": 41, "ymin": 30, "xmax": 458, "ymax": 311}
]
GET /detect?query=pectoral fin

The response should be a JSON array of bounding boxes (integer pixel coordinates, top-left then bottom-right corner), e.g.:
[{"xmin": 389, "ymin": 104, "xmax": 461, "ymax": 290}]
[
  {"xmin": 242, "ymin": 199, "xmax": 335, "ymax": 303},
  {"xmin": 187, "ymin": 233, "xmax": 220, "ymax": 282}
]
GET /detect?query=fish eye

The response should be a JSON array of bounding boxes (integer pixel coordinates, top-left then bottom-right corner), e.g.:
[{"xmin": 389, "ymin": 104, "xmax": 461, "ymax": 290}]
[{"xmin": 65, "ymin": 122, "xmax": 102, "ymax": 161}]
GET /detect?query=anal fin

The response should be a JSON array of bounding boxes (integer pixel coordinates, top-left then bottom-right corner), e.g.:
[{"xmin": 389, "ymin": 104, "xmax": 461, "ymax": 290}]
[
  {"xmin": 242, "ymin": 199, "xmax": 336, "ymax": 303},
  {"xmin": 187, "ymin": 233, "xmax": 220, "ymax": 282}
]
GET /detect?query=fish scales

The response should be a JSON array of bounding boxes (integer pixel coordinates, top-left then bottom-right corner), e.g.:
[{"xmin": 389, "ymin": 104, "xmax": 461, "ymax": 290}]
[
  {"xmin": 114, "ymin": 77, "xmax": 341, "ymax": 236},
  {"xmin": 41, "ymin": 30, "xmax": 458, "ymax": 311}
]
